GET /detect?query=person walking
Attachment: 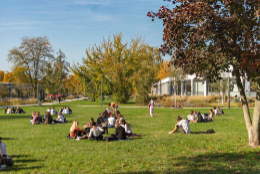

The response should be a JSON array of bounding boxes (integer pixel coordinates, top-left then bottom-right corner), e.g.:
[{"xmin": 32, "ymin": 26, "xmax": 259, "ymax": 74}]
[{"xmin": 149, "ymin": 98, "xmax": 154, "ymax": 117}]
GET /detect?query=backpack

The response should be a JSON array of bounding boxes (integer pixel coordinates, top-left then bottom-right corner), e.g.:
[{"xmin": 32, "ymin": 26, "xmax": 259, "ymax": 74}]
[
  {"xmin": 1, "ymin": 155, "xmax": 14, "ymax": 166},
  {"xmin": 206, "ymin": 129, "xmax": 215, "ymax": 134},
  {"xmin": 198, "ymin": 115, "xmax": 203, "ymax": 122},
  {"xmin": 105, "ymin": 136, "xmax": 115, "ymax": 142}
]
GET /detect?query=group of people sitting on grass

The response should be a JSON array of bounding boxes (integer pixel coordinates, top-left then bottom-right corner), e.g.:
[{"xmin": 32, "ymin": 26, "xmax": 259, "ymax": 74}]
[
  {"xmin": 68, "ymin": 104, "xmax": 139, "ymax": 141},
  {"xmin": 4, "ymin": 106, "xmax": 25, "ymax": 114},
  {"xmin": 186, "ymin": 106, "xmax": 224, "ymax": 123},
  {"xmin": 30, "ymin": 110, "xmax": 66, "ymax": 125}
]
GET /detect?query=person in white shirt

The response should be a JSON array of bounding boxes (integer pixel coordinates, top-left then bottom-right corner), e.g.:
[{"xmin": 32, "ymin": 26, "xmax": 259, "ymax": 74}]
[
  {"xmin": 187, "ymin": 110, "xmax": 195, "ymax": 121},
  {"xmin": 120, "ymin": 119, "xmax": 132, "ymax": 136},
  {"xmin": 79, "ymin": 122, "xmax": 104, "ymax": 141},
  {"xmin": 108, "ymin": 114, "xmax": 116, "ymax": 128},
  {"xmin": 213, "ymin": 107, "xmax": 218, "ymax": 115},
  {"xmin": 55, "ymin": 112, "xmax": 65, "ymax": 123},
  {"xmin": 62, "ymin": 106, "xmax": 69, "ymax": 115},
  {"xmin": 149, "ymin": 99, "xmax": 154, "ymax": 117},
  {"xmin": 168, "ymin": 116, "xmax": 191, "ymax": 134},
  {"xmin": 51, "ymin": 107, "xmax": 57, "ymax": 115},
  {"xmin": 46, "ymin": 107, "xmax": 51, "ymax": 113},
  {"xmin": 0, "ymin": 137, "xmax": 7, "ymax": 170}
]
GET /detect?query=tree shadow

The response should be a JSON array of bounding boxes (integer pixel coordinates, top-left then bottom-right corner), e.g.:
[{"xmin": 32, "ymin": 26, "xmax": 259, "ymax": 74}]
[
  {"xmin": 120, "ymin": 151, "xmax": 260, "ymax": 174},
  {"xmin": 0, "ymin": 115, "xmax": 31, "ymax": 120},
  {"xmin": 2, "ymin": 154, "xmax": 43, "ymax": 172},
  {"xmin": 0, "ymin": 137, "xmax": 18, "ymax": 140}
]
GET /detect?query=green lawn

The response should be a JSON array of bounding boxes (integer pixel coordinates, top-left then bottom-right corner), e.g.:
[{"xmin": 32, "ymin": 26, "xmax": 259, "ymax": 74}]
[{"xmin": 0, "ymin": 100, "xmax": 259, "ymax": 173}]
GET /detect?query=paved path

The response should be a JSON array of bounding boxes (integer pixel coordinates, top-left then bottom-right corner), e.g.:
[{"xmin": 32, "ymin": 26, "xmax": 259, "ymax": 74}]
[{"xmin": 0, "ymin": 97, "xmax": 86, "ymax": 108}]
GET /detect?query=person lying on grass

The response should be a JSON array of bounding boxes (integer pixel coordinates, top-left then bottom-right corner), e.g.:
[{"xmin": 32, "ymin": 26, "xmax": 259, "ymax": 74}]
[
  {"xmin": 32, "ymin": 112, "xmax": 43, "ymax": 124},
  {"xmin": 84, "ymin": 118, "xmax": 94, "ymax": 133},
  {"xmin": 70, "ymin": 121, "xmax": 87, "ymax": 139},
  {"xmin": 77, "ymin": 122, "xmax": 104, "ymax": 141},
  {"xmin": 168, "ymin": 116, "xmax": 190, "ymax": 134}
]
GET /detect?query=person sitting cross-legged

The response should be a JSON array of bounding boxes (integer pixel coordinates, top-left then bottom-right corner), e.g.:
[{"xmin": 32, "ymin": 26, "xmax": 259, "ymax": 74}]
[
  {"xmin": 54, "ymin": 111, "xmax": 65, "ymax": 123},
  {"xmin": 107, "ymin": 114, "xmax": 116, "ymax": 128},
  {"xmin": 44, "ymin": 112, "xmax": 53, "ymax": 124},
  {"xmin": 168, "ymin": 116, "xmax": 191, "ymax": 134},
  {"xmin": 32, "ymin": 112, "xmax": 43, "ymax": 125},
  {"xmin": 84, "ymin": 118, "xmax": 95, "ymax": 133},
  {"xmin": 78, "ymin": 122, "xmax": 104, "ymax": 141},
  {"xmin": 51, "ymin": 107, "xmax": 57, "ymax": 115},
  {"xmin": 70, "ymin": 121, "xmax": 87, "ymax": 139},
  {"xmin": 120, "ymin": 119, "xmax": 132, "ymax": 136},
  {"xmin": 111, "ymin": 122, "xmax": 126, "ymax": 140}
]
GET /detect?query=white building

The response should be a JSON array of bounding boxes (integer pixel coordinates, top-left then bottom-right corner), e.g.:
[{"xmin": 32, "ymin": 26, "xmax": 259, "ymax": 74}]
[{"xmin": 152, "ymin": 73, "xmax": 255, "ymax": 97}]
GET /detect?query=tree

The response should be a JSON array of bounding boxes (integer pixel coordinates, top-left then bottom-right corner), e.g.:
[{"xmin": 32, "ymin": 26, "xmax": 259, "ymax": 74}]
[
  {"xmin": 0, "ymin": 71, "xmax": 4, "ymax": 81},
  {"xmin": 0, "ymin": 84, "xmax": 9, "ymax": 98},
  {"xmin": 3, "ymin": 72, "xmax": 15, "ymax": 82},
  {"xmin": 42, "ymin": 50, "xmax": 69, "ymax": 95},
  {"xmin": 8, "ymin": 36, "xmax": 54, "ymax": 97},
  {"xmin": 71, "ymin": 33, "xmax": 162, "ymax": 103},
  {"xmin": 149, "ymin": 0, "xmax": 260, "ymax": 147},
  {"xmin": 156, "ymin": 61, "xmax": 169, "ymax": 81}
]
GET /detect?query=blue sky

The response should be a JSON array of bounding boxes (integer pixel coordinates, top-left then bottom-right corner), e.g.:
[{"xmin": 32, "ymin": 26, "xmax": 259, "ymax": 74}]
[{"xmin": 0, "ymin": 0, "xmax": 170, "ymax": 72}]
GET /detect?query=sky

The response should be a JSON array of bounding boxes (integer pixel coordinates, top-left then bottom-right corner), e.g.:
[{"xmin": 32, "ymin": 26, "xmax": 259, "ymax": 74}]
[{"xmin": 0, "ymin": 0, "xmax": 171, "ymax": 72}]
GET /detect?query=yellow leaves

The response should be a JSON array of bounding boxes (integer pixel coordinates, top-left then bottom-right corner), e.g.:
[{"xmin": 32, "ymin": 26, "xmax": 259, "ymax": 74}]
[
  {"xmin": 0, "ymin": 71, "xmax": 4, "ymax": 81},
  {"xmin": 156, "ymin": 61, "xmax": 169, "ymax": 80},
  {"xmin": 3, "ymin": 72, "xmax": 15, "ymax": 82}
]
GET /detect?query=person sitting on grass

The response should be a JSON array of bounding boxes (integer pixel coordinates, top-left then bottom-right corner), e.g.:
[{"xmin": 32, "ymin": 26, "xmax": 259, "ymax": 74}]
[
  {"xmin": 187, "ymin": 110, "xmax": 194, "ymax": 122},
  {"xmin": 168, "ymin": 116, "xmax": 190, "ymax": 134},
  {"xmin": 6, "ymin": 107, "xmax": 11, "ymax": 114},
  {"xmin": 4, "ymin": 107, "xmax": 8, "ymax": 114},
  {"xmin": 84, "ymin": 118, "xmax": 95, "ymax": 133},
  {"xmin": 107, "ymin": 114, "xmax": 116, "ymax": 128},
  {"xmin": 217, "ymin": 107, "xmax": 224, "ymax": 115},
  {"xmin": 11, "ymin": 107, "xmax": 16, "ymax": 114},
  {"xmin": 0, "ymin": 137, "xmax": 7, "ymax": 170},
  {"xmin": 120, "ymin": 119, "xmax": 132, "ymax": 136},
  {"xmin": 51, "ymin": 107, "xmax": 57, "ymax": 115},
  {"xmin": 78, "ymin": 122, "xmax": 104, "ymax": 141},
  {"xmin": 16, "ymin": 107, "xmax": 24, "ymax": 114},
  {"xmin": 106, "ymin": 104, "xmax": 111, "ymax": 116},
  {"xmin": 46, "ymin": 107, "xmax": 51, "ymax": 113},
  {"xmin": 190, "ymin": 112, "xmax": 203, "ymax": 123},
  {"xmin": 116, "ymin": 114, "xmax": 125, "ymax": 126},
  {"xmin": 70, "ymin": 121, "xmax": 87, "ymax": 139},
  {"xmin": 54, "ymin": 112, "xmax": 65, "ymax": 123},
  {"xmin": 68, "ymin": 107, "xmax": 72, "ymax": 114},
  {"xmin": 62, "ymin": 106, "xmax": 69, "ymax": 115},
  {"xmin": 111, "ymin": 122, "xmax": 126, "ymax": 140},
  {"xmin": 44, "ymin": 112, "xmax": 53, "ymax": 124},
  {"xmin": 213, "ymin": 106, "xmax": 218, "ymax": 116},
  {"xmin": 97, "ymin": 113, "xmax": 108, "ymax": 134},
  {"xmin": 206, "ymin": 109, "xmax": 214, "ymax": 122},
  {"xmin": 30, "ymin": 111, "xmax": 36, "ymax": 124},
  {"xmin": 32, "ymin": 112, "xmax": 43, "ymax": 125}
]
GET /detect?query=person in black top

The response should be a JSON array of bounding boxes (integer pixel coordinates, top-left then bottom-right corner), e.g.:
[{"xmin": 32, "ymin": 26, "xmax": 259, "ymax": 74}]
[
  {"xmin": 97, "ymin": 113, "xmax": 108, "ymax": 134},
  {"xmin": 112, "ymin": 123, "xmax": 126, "ymax": 140}
]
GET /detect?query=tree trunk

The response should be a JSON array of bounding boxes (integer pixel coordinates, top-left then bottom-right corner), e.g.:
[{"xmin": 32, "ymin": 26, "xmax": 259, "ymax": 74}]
[
  {"xmin": 252, "ymin": 83, "xmax": 260, "ymax": 147},
  {"xmin": 234, "ymin": 68, "xmax": 256, "ymax": 147}
]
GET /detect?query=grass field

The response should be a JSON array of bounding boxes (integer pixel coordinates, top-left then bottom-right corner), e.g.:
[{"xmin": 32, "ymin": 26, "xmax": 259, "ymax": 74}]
[{"xmin": 0, "ymin": 100, "xmax": 259, "ymax": 174}]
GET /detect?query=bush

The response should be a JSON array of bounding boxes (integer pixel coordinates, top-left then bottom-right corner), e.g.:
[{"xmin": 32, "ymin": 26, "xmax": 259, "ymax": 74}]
[
  {"xmin": 248, "ymin": 98, "xmax": 255, "ymax": 103},
  {"xmin": 187, "ymin": 95, "xmax": 217, "ymax": 104},
  {"xmin": 231, "ymin": 98, "xmax": 240, "ymax": 103}
]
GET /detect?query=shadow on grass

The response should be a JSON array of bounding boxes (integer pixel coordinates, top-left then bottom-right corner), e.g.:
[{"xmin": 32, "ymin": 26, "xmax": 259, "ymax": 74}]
[
  {"xmin": 0, "ymin": 115, "xmax": 30, "ymax": 120},
  {"xmin": 0, "ymin": 137, "xmax": 18, "ymax": 140},
  {"xmin": 121, "ymin": 151, "xmax": 260, "ymax": 174},
  {"xmin": 2, "ymin": 154, "xmax": 43, "ymax": 172},
  {"xmin": 190, "ymin": 131, "xmax": 215, "ymax": 134}
]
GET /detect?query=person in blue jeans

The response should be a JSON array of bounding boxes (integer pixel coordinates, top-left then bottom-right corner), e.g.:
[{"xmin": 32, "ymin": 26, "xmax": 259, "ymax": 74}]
[{"xmin": 107, "ymin": 114, "xmax": 116, "ymax": 128}]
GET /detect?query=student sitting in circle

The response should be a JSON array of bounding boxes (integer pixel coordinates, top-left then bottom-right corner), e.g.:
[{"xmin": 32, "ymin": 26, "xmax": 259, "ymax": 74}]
[
  {"xmin": 44, "ymin": 112, "xmax": 53, "ymax": 124},
  {"xmin": 120, "ymin": 119, "xmax": 132, "ymax": 136},
  {"xmin": 116, "ymin": 114, "xmax": 125, "ymax": 126},
  {"xmin": 168, "ymin": 116, "xmax": 190, "ymax": 134},
  {"xmin": 6, "ymin": 107, "xmax": 11, "ymax": 114},
  {"xmin": 107, "ymin": 114, "xmax": 116, "ymax": 128},
  {"xmin": 62, "ymin": 106, "xmax": 69, "ymax": 115},
  {"xmin": 68, "ymin": 107, "xmax": 72, "ymax": 114},
  {"xmin": 111, "ymin": 122, "xmax": 126, "ymax": 140},
  {"xmin": 11, "ymin": 107, "xmax": 16, "ymax": 114},
  {"xmin": 217, "ymin": 107, "xmax": 224, "ymax": 115},
  {"xmin": 46, "ymin": 107, "xmax": 51, "ymax": 113},
  {"xmin": 84, "ymin": 118, "xmax": 95, "ymax": 133},
  {"xmin": 80, "ymin": 122, "xmax": 104, "ymax": 141},
  {"xmin": 97, "ymin": 113, "xmax": 108, "ymax": 134},
  {"xmin": 187, "ymin": 110, "xmax": 195, "ymax": 122},
  {"xmin": 70, "ymin": 121, "xmax": 87, "ymax": 139},
  {"xmin": 54, "ymin": 112, "xmax": 65, "ymax": 123},
  {"xmin": 4, "ymin": 107, "xmax": 8, "ymax": 114},
  {"xmin": 32, "ymin": 112, "xmax": 43, "ymax": 124},
  {"xmin": 213, "ymin": 107, "xmax": 218, "ymax": 116}
]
